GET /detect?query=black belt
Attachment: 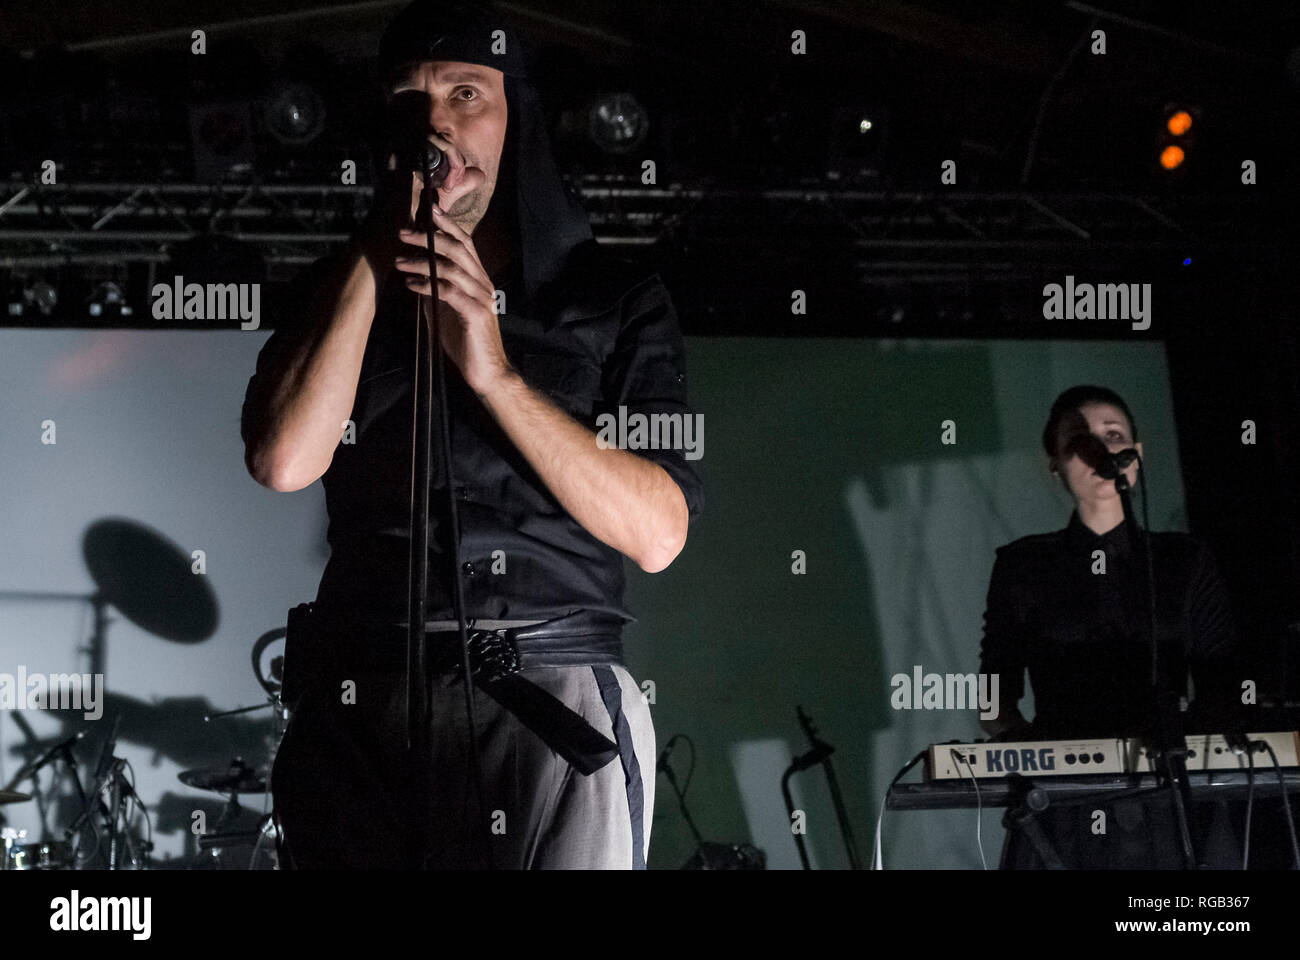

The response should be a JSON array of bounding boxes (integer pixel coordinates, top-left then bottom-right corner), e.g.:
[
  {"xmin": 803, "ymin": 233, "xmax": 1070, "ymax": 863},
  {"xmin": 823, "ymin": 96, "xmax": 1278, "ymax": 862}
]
[{"xmin": 283, "ymin": 605, "xmax": 626, "ymax": 775}]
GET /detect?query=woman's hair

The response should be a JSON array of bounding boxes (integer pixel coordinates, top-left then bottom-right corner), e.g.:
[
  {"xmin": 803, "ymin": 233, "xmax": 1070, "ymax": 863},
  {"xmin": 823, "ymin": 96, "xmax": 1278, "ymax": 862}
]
[{"xmin": 1042, "ymin": 385, "xmax": 1139, "ymax": 473}]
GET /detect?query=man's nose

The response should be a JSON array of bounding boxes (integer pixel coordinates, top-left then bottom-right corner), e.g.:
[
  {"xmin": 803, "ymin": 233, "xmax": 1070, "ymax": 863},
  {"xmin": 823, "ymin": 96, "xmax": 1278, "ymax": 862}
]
[{"xmin": 427, "ymin": 104, "xmax": 457, "ymax": 147}]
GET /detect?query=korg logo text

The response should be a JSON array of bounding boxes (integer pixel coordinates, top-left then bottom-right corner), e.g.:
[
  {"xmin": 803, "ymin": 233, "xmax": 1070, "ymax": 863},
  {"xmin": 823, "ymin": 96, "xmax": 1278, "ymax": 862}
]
[{"xmin": 984, "ymin": 748, "xmax": 1057, "ymax": 773}]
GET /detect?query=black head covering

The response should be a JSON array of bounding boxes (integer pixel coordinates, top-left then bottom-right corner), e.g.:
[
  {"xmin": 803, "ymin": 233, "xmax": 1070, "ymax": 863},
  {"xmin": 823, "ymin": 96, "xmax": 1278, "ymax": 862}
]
[{"xmin": 378, "ymin": 0, "xmax": 594, "ymax": 306}]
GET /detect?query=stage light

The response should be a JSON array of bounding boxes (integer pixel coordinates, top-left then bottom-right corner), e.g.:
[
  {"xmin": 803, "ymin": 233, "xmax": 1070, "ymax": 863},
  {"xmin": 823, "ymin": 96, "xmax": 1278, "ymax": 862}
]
[
  {"xmin": 5, "ymin": 277, "xmax": 59, "ymax": 318},
  {"xmin": 263, "ymin": 80, "xmax": 326, "ymax": 146},
  {"xmin": 30, "ymin": 280, "xmax": 58, "ymax": 316},
  {"xmin": 87, "ymin": 281, "xmax": 131, "ymax": 319},
  {"xmin": 1166, "ymin": 110, "xmax": 1192, "ymax": 136},
  {"xmin": 827, "ymin": 103, "xmax": 886, "ymax": 181},
  {"xmin": 6, "ymin": 278, "xmax": 24, "ymax": 317},
  {"xmin": 587, "ymin": 92, "xmax": 649, "ymax": 155},
  {"xmin": 1156, "ymin": 103, "xmax": 1197, "ymax": 176}
]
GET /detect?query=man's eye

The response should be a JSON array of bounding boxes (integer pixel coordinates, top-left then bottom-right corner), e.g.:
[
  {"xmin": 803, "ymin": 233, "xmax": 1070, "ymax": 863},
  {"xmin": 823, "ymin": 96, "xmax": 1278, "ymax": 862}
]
[{"xmin": 455, "ymin": 88, "xmax": 477, "ymax": 101}]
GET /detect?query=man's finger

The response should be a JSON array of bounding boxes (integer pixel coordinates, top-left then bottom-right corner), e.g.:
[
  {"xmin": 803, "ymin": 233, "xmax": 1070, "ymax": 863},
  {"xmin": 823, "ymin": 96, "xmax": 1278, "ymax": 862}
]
[
  {"xmin": 428, "ymin": 205, "xmax": 475, "ymax": 244},
  {"xmin": 401, "ymin": 257, "xmax": 494, "ymax": 305},
  {"xmin": 398, "ymin": 229, "xmax": 492, "ymax": 292}
]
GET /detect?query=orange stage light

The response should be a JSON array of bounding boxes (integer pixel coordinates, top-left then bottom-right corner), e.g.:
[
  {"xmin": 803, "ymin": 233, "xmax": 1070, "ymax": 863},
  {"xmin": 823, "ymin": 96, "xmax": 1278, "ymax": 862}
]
[{"xmin": 1166, "ymin": 110, "xmax": 1193, "ymax": 136}]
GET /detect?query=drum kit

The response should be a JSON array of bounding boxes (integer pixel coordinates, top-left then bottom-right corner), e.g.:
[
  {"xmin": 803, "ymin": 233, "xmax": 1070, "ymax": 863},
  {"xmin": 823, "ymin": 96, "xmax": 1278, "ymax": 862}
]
[
  {"xmin": 1, "ymin": 793, "xmax": 69, "ymax": 871},
  {"xmin": 183, "ymin": 626, "xmax": 289, "ymax": 870},
  {"xmin": 0, "ymin": 518, "xmax": 290, "ymax": 870}
]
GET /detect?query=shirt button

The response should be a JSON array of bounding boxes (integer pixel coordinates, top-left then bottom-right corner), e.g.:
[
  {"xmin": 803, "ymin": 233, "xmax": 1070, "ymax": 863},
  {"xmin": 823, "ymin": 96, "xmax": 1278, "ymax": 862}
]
[{"xmin": 461, "ymin": 561, "xmax": 476, "ymax": 576}]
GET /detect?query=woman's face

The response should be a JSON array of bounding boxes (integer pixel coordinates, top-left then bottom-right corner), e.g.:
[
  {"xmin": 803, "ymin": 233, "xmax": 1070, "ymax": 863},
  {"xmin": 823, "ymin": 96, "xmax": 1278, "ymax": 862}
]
[{"xmin": 1057, "ymin": 402, "xmax": 1144, "ymax": 505}]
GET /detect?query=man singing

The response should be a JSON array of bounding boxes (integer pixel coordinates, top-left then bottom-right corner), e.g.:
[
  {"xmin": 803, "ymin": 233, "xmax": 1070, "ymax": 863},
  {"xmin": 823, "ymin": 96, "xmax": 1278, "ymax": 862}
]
[{"xmin": 240, "ymin": 0, "xmax": 703, "ymax": 869}]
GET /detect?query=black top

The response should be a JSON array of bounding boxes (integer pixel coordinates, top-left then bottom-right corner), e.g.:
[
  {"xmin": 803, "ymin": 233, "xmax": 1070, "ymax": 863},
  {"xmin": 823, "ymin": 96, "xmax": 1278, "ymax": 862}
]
[
  {"xmin": 979, "ymin": 511, "xmax": 1237, "ymax": 738},
  {"xmin": 241, "ymin": 240, "xmax": 704, "ymax": 628}
]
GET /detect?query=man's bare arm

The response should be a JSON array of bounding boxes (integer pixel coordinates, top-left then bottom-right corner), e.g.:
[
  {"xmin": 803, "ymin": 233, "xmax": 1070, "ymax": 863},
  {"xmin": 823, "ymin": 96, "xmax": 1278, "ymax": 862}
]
[
  {"xmin": 243, "ymin": 243, "xmax": 380, "ymax": 492},
  {"xmin": 477, "ymin": 371, "xmax": 689, "ymax": 573},
  {"xmin": 393, "ymin": 204, "xmax": 692, "ymax": 573}
]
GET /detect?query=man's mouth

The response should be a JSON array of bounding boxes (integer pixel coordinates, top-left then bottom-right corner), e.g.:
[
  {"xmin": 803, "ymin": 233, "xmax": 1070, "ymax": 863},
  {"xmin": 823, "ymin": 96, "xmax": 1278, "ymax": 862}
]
[{"xmin": 440, "ymin": 152, "xmax": 467, "ymax": 194}]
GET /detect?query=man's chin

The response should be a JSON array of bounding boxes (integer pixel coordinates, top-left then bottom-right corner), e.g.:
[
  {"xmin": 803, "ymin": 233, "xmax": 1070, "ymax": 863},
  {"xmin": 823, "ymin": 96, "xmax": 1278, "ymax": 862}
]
[
  {"xmin": 439, "ymin": 181, "xmax": 478, "ymax": 212},
  {"xmin": 447, "ymin": 193, "xmax": 490, "ymax": 231}
]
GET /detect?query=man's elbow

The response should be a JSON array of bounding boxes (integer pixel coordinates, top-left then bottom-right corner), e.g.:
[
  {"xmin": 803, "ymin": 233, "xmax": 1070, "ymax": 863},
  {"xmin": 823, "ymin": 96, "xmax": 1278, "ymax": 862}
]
[
  {"xmin": 637, "ymin": 539, "xmax": 682, "ymax": 574},
  {"xmin": 636, "ymin": 494, "xmax": 689, "ymax": 573},
  {"xmin": 245, "ymin": 443, "xmax": 321, "ymax": 492}
]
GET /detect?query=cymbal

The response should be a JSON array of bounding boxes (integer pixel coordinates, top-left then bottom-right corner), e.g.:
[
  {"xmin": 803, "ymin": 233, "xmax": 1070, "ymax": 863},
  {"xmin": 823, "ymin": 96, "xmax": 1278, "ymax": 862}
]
[
  {"xmin": 82, "ymin": 518, "xmax": 218, "ymax": 642},
  {"xmin": 178, "ymin": 760, "xmax": 268, "ymax": 795},
  {"xmin": 0, "ymin": 789, "xmax": 32, "ymax": 804}
]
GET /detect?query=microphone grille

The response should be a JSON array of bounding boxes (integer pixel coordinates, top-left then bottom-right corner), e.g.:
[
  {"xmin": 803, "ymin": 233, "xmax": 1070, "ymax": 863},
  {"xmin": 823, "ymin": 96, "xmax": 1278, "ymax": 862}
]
[{"xmin": 421, "ymin": 141, "xmax": 446, "ymax": 181}]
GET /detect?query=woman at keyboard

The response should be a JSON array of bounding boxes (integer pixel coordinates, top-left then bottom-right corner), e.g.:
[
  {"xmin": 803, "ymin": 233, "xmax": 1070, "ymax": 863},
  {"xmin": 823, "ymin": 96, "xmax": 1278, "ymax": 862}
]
[{"xmin": 977, "ymin": 385, "xmax": 1242, "ymax": 868}]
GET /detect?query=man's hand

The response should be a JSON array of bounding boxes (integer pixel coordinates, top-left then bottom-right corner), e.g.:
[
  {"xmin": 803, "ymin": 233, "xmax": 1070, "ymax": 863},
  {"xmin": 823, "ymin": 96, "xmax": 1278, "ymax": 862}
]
[
  {"xmin": 392, "ymin": 206, "xmax": 511, "ymax": 395},
  {"xmin": 361, "ymin": 129, "xmax": 483, "ymax": 286}
]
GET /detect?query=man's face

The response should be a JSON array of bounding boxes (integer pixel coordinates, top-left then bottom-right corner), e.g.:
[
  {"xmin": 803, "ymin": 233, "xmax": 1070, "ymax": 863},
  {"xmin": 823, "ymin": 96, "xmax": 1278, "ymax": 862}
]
[{"xmin": 387, "ymin": 60, "xmax": 507, "ymax": 232}]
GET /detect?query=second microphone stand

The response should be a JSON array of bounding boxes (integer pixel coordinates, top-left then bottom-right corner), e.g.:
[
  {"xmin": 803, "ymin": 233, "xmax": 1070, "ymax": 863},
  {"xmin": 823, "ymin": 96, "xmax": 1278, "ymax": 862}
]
[{"xmin": 1112, "ymin": 460, "xmax": 1198, "ymax": 869}]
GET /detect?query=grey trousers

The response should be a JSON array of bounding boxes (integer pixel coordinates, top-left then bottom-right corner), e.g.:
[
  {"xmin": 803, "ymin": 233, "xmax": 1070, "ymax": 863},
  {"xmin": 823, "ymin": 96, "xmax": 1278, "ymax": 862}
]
[{"xmin": 272, "ymin": 661, "xmax": 655, "ymax": 869}]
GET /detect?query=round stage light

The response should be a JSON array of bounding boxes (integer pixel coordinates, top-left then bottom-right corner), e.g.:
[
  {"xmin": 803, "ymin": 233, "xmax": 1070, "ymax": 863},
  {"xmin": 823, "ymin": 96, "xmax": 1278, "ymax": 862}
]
[
  {"xmin": 264, "ymin": 81, "xmax": 326, "ymax": 146},
  {"xmin": 1166, "ymin": 110, "xmax": 1193, "ymax": 136},
  {"xmin": 587, "ymin": 92, "xmax": 649, "ymax": 155}
]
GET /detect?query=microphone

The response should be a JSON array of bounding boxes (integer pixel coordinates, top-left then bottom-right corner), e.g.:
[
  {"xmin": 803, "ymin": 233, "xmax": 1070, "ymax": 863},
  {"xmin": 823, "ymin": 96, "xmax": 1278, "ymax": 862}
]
[
  {"xmin": 414, "ymin": 139, "xmax": 450, "ymax": 188},
  {"xmin": 1067, "ymin": 433, "xmax": 1139, "ymax": 480},
  {"xmin": 8, "ymin": 726, "xmax": 89, "ymax": 786},
  {"xmin": 1103, "ymin": 447, "xmax": 1140, "ymax": 478},
  {"xmin": 385, "ymin": 89, "xmax": 451, "ymax": 188},
  {"xmin": 393, "ymin": 136, "xmax": 449, "ymax": 188}
]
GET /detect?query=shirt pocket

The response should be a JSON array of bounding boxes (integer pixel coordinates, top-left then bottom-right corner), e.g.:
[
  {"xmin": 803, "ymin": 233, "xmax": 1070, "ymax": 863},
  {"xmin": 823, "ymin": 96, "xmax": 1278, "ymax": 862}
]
[{"xmin": 514, "ymin": 352, "xmax": 602, "ymax": 420}]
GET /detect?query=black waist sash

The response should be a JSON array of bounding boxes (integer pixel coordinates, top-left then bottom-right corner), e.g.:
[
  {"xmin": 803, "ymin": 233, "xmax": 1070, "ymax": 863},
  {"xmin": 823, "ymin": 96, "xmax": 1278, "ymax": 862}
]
[{"xmin": 283, "ymin": 604, "xmax": 625, "ymax": 775}]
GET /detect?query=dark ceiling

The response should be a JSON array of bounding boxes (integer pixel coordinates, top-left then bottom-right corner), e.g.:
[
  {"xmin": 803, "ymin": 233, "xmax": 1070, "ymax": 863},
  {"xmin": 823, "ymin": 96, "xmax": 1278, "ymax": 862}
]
[
  {"xmin": 2, "ymin": 0, "xmax": 1295, "ymax": 69},
  {"xmin": 2, "ymin": 0, "xmax": 1297, "ymax": 332},
  {"xmin": 3, "ymin": 0, "xmax": 1296, "ymax": 187}
]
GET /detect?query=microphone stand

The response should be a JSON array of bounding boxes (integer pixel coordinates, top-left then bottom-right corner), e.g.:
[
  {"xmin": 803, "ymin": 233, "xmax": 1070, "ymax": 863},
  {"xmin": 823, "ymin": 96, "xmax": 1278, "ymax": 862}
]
[
  {"xmin": 782, "ymin": 707, "xmax": 863, "ymax": 869},
  {"xmin": 11, "ymin": 732, "xmax": 93, "ymax": 857},
  {"xmin": 5, "ymin": 729, "xmax": 85, "ymax": 796},
  {"xmin": 1113, "ymin": 458, "xmax": 1197, "ymax": 869},
  {"xmin": 406, "ymin": 142, "xmax": 489, "ymax": 869},
  {"xmin": 64, "ymin": 717, "xmax": 125, "ymax": 866}
]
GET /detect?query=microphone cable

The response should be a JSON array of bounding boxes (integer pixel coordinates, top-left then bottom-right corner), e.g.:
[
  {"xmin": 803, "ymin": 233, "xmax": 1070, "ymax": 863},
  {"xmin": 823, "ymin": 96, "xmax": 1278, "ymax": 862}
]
[{"xmin": 872, "ymin": 749, "xmax": 926, "ymax": 870}]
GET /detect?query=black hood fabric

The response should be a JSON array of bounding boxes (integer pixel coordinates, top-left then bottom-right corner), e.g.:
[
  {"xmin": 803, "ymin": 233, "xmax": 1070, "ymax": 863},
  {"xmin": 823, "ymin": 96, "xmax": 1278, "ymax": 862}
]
[{"xmin": 378, "ymin": 0, "xmax": 594, "ymax": 307}]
